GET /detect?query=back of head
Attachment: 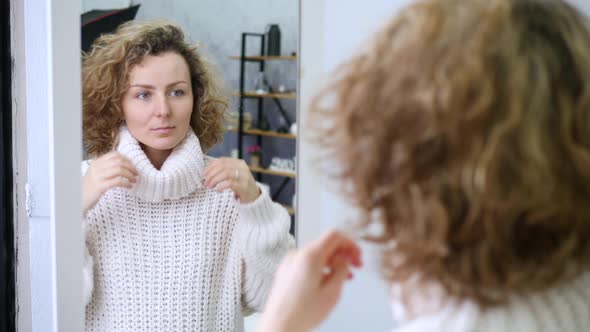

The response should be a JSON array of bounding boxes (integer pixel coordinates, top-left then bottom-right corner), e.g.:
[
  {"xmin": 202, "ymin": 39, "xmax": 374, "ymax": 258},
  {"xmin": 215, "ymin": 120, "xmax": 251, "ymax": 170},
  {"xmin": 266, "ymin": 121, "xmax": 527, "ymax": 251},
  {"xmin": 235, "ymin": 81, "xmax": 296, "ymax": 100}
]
[{"xmin": 311, "ymin": 0, "xmax": 590, "ymax": 306}]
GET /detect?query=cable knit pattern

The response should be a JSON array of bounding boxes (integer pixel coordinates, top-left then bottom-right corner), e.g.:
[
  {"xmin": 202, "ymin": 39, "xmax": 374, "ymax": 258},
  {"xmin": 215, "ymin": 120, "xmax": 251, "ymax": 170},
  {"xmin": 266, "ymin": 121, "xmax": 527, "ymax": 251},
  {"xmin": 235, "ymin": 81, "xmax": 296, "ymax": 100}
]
[
  {"xmin": 390, "ymin": 271, "xmax": 590, "ymax": 332},
  {"xmin": 81, "ymin": 126, "xmax": 294, "ymax": 332}
]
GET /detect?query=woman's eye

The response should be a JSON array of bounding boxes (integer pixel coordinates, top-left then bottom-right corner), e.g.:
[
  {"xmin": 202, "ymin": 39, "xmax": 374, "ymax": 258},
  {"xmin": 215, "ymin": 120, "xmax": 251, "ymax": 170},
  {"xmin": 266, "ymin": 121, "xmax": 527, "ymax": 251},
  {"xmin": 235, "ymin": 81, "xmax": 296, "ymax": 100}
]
[
  {"xmin": 170, "ymin": 89, "xmax": 185, "ymax": 97},
  {"xmin": 136, "ymin": 91, "xmax": 150, "ymax": 100}
]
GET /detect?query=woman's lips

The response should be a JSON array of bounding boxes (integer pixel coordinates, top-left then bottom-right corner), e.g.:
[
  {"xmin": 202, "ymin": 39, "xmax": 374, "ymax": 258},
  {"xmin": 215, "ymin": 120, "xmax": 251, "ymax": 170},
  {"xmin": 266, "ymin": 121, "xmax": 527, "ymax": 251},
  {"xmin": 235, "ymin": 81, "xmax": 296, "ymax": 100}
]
[{"xmin": 152, "ymin": 126, "xmax": 175, "ymax": 134}]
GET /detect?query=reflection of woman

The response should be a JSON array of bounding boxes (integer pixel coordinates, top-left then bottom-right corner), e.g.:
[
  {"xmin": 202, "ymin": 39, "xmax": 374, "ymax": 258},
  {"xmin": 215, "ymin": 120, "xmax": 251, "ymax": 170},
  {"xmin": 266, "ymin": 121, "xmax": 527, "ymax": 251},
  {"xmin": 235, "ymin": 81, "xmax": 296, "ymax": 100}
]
[
  {"xmin": 259, "ymin": 0, "xmax": 590, "ymax": 331},
  {"xmin": 81, "ymin": 21, "xmax": 294, "ymax": 331}
]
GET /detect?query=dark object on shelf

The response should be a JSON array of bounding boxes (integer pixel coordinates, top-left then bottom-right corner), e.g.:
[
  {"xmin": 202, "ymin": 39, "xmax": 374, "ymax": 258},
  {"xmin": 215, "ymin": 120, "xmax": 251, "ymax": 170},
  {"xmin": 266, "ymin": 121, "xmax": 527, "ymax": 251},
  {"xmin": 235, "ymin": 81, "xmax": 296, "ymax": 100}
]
[
  {"xmin": 266, "ymin": 24, "xmax": 281, "ymax": 56},
  {"xmin": 81, "ymin": 5, "xmax": 140, "ymax": 53},
  {"xmin": 258, "ymin": 115, "xmax": 271, "ymax": 131},
  {"xmin": 277, "ymin": 126, "xmax": 290, "ymax": 134}
]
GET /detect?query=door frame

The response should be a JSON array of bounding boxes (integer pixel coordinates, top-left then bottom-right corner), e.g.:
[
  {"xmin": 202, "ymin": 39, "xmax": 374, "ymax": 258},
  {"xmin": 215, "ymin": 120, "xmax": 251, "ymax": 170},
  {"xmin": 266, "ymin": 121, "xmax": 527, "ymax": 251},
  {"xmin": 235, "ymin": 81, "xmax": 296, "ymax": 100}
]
[
  {"xmin": 11, "ymin": 0, "xmax": 83, "ymax": 331},
  {"xmin": 1, "ymin": 0, "xmax": 16, "ymax": 329}
]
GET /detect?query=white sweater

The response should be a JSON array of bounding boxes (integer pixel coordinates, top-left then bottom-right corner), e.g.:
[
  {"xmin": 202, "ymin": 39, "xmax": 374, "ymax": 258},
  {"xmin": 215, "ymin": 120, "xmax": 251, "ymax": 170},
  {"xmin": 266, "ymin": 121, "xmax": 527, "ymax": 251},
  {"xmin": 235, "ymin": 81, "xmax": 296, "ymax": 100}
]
[
  {"xmin": 390, "ymin": 270, "xmax": 590, "ymax": 332},
  {"xmin": 82, "ymin": 127, "xmax": 295, "ymax": 332}
]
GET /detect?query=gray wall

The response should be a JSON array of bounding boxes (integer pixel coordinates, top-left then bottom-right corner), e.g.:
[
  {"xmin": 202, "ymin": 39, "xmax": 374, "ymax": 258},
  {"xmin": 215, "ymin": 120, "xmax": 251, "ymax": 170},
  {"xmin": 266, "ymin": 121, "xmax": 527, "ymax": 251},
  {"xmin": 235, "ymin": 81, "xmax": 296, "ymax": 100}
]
[
  {"xmin": 314, "ymin": 2, "xmax": 401, "ymax": 330},
  {"xmin": 83, "ymin": 0, "xmax": 299, "ymax": 207}
]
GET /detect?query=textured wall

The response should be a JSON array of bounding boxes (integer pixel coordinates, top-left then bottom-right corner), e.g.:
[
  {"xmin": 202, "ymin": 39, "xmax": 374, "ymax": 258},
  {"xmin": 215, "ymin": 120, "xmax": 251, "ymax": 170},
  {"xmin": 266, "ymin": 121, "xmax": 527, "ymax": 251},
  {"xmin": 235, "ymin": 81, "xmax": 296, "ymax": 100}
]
[{"xmin": 83, "ymin": 0, "xmax": 299, "ymax": 207}]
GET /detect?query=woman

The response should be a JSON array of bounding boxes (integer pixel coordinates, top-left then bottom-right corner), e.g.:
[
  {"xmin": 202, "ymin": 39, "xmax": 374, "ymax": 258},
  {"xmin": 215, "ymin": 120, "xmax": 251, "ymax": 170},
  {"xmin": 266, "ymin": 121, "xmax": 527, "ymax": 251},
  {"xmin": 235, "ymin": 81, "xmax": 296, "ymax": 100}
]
[
  {"xmin": 259, "ymin": 0, "xmax": 590, "ymax": 331},
  {"xmin": 81, "ymin": 20, "xmax": 294, "ymax": 331}
]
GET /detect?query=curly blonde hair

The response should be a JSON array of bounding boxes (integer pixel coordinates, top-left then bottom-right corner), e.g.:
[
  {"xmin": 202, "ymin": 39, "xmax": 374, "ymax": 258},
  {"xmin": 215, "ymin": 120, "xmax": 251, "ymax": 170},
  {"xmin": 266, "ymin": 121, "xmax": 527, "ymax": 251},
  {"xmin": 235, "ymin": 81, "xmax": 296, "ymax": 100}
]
[
  {"xmin": 82, "ymin": 20, "xmax": 228, "ymax": 155},
  {"xmin": 310, "ymin": 0, "xmax": 590, "ymax": 306}
]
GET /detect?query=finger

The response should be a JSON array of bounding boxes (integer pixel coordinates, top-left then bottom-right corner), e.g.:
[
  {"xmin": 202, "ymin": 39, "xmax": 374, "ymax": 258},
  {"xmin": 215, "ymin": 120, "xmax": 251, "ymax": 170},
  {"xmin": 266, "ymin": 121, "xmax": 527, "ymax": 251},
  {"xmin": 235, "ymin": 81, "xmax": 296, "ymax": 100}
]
[
  {"xmin": 108, "ymin": 155, "xmax": 138, "ymax": 176},
  {"xmin": 203, "ymin": 163, "xmax": 229, "ymax": 186},
  {"xmin": 328, "ymin": 248, "xmax": 363, "ymax": 267},
  {"xmin": 348, "ymin": 246, "xmax": 363, "ymax": 267},
  {"xmin": 96, "ymin": 155, "xmax": 138, "ymax": 178},
  {"xmin": 202, "ymin": 160, "xmax": 216, "ymax": 177},
  {"xmin": 213, "ymin": 180, "xmax": 234, "ymax": 193},
  {"xmin": 101, "ymin": 151, "xmax": 120, "ymax": 161},
  {"xmin": 203, "ymin": 157, "xmax": 231, "ymax": 176},
  {"xmin": 121, "ymin": 158, "xmax": 138, "ymax": 176},
  {"xmin": 310, "ymin": 230, "xmax": 361, "ymax": 266},
  {"xmin": 206, "ymin": 169, "xmax": 234, "ymax": 189},
  {"xmin": 100, "ymin": 167, "xmax": 138, "ymax": 183},
  {"xmin": 327, "ymin": 248, "xmax": 362, "ymax": 269},
  {"xmin": 321, "ymin": 255, "xmax": 351, "ymax": 289},
  {"xmin": 103, "ymin": 175, "xmax": 133, "ymax": 191}
]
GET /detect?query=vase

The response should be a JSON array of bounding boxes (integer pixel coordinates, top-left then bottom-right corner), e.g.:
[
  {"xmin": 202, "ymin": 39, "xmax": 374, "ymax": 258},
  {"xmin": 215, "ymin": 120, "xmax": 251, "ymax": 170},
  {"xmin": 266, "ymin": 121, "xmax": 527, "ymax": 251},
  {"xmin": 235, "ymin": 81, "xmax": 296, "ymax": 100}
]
[
  {"xmin": 250, "ymin": 154, "xmax": 261, "ymax": 167},
  {"xmin": 253, "ymin": 71, "xmax": 270, "ymax": 94},
  {"xmin": 266, "ymin": 24, "xmax": 281, "ymax": 56}
]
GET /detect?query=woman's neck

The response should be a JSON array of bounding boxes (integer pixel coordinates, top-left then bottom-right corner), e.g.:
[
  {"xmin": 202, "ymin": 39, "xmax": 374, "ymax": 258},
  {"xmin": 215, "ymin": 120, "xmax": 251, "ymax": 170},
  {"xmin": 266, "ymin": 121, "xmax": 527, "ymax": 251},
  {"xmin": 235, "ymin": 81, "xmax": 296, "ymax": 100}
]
[{"xmin": 141, "ymin": 144, "xmax": 172, "ymax": 170}]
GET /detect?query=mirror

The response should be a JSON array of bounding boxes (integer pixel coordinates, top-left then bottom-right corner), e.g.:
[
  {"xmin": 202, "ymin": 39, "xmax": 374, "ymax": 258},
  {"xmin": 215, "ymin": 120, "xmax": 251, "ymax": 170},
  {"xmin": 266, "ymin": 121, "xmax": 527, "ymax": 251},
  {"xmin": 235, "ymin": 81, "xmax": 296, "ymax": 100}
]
[{"xmin": 79, "ymin": 1, "xmax": 298, "ymax": 330}]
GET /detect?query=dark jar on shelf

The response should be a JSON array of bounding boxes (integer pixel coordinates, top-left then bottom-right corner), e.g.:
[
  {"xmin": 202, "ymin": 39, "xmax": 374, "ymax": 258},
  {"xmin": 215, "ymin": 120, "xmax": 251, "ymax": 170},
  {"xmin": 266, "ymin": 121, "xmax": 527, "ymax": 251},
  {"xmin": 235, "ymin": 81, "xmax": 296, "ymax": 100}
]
[{"xmin": 266, "ymin": 24, "xmax": 281, "ymax": 56}]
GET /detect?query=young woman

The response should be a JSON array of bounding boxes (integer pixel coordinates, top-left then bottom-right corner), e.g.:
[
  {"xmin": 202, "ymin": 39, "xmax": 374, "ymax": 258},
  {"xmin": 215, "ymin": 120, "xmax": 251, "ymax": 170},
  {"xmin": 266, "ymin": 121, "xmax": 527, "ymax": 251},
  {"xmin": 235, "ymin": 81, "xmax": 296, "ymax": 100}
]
[
  {"xmin": 259, "ymin": 0, "xmax": 590, "ymax": 331},
  {"xmin": 81, "ymin": 21, "xmax": 294, "ymax": 331}
]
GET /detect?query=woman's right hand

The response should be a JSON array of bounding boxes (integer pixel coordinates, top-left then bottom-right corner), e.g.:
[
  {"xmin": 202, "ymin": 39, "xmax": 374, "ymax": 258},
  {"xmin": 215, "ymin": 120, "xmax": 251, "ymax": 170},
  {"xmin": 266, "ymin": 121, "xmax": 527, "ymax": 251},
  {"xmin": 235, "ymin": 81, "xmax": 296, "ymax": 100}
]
[{"xmin": 82, "ymin": 152, "xmax": 138, "ymax": 215}]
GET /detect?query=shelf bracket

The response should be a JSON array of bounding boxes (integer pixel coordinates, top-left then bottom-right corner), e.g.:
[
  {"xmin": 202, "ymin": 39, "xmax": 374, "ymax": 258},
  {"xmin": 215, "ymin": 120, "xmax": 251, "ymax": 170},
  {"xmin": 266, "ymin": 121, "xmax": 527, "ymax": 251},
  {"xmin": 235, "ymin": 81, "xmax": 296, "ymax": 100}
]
[
  {"xmin": 272, "ymin": 177, "xmax": 292, "ymax": 201},
  {"xmin": 268, "ymin": 86, "xmax": 293, "ymax": 127}
]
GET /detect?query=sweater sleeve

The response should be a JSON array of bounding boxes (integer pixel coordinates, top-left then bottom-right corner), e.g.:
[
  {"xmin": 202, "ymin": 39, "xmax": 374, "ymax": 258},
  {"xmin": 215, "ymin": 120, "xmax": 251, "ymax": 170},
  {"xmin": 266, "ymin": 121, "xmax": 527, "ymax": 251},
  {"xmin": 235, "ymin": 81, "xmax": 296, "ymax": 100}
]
[
  {"xmin": 81, "ymin": 160, "xmax": 95, "ymax": 306},
  {"xmin": 234, "ymin": 185, "xmax": 295, "ymax": 313}
]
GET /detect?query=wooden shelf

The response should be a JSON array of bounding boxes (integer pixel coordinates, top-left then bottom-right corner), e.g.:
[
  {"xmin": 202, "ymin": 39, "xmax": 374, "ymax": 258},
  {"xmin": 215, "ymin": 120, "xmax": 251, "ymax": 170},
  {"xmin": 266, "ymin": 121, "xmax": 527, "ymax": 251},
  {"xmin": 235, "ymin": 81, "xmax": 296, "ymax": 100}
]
[
  {"xmin": 233, "ymin": 91, "xmax": 296, "ymax": 99},
  {"xmin": 249, "ymin": 165, "xmax": 296, "ymax": 178},
  {"xmin": 226, "ymin": 128, "xmax": 296, "ymax": 139},
  {"xmin": 282, "ymin": 205, "xmax": 295, "ymax": 215},
  {"xmin": 229, "ymin": 55, "xmax": 297, "ymax": 61}
]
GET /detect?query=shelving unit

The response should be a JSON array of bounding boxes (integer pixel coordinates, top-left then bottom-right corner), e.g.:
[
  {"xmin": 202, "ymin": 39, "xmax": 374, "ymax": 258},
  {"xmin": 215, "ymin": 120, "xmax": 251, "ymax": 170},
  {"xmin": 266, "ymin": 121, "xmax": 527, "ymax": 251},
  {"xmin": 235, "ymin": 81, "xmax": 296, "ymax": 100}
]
[
  {"xmin": 249, "ymin": 165, "xmax": 296, "ymax": 178},
  {"xmin": 229, "ymin": 32, "xmax": 297, "ymax": 216},
  {"xmin": 229, "ymin": 55, "xmax": 297, "ymax": 61},
  {"xmin": 232, "ymin": 91, "xmax": 296, "ymax": 99},
  {"xmin": 226, "ymin": 127, "xmax": 296, "ymax": 139}
]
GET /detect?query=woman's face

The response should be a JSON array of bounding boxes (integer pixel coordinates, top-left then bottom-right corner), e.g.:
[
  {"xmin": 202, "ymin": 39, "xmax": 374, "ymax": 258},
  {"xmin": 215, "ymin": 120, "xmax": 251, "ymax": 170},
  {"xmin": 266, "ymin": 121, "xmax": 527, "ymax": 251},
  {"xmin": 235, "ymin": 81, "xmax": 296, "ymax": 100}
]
[{"xmin": 122, "ymin": 51, "xmax": 194, "ymax": 155}]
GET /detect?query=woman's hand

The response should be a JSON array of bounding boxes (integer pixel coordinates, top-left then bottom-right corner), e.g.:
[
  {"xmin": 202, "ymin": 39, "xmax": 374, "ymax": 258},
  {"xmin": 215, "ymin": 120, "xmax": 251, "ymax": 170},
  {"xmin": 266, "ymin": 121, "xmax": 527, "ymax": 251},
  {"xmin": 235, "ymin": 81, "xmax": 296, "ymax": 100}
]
[
  {"xmin": 203, "ymin": 157, "xmax": 261, "ymax": 203},
  {"xmin": 82, "ymin": 152, "xmax": 138, "ymax": 216},
  {"xmin": 257, "ymin": 230, "xmax": 363, "ymax": 332}
]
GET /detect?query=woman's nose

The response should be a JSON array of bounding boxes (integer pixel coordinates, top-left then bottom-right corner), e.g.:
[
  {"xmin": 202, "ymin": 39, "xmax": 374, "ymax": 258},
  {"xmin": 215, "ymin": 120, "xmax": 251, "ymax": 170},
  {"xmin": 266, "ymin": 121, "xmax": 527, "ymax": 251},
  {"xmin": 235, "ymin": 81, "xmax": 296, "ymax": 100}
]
[{"xmin": 155, "ymin": 95, "xmax": 171, "ymax": 117}]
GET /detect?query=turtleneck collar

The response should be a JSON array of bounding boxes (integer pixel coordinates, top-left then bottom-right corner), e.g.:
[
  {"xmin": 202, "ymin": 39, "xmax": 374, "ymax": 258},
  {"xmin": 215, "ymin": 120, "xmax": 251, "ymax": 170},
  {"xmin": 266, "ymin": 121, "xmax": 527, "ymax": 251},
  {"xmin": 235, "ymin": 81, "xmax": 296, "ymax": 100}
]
[{"xmin": 117, "ymin": 126, "xmax": 205, "ymax": 202}]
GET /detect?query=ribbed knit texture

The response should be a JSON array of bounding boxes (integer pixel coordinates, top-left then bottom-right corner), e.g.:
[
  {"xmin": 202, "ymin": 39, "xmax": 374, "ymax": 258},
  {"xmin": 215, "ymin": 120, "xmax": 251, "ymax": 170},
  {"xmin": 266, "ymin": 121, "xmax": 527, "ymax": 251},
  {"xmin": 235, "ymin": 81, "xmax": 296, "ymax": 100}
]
[
  {"xmin": 390, "ymin": 271, "xmax": 590, "ymax": 332},
  {"xmin": 82, "ymin": 126, "xmax": 295, "ymax": 332}
]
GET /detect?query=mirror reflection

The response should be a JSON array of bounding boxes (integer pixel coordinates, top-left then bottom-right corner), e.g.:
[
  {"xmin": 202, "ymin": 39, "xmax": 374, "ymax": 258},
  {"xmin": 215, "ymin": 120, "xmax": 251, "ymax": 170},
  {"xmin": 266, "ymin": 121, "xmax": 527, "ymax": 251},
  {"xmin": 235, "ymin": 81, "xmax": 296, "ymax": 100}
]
[{"xmin": 79, "ymin": 1, "xmax": 298, "ymax": 330}]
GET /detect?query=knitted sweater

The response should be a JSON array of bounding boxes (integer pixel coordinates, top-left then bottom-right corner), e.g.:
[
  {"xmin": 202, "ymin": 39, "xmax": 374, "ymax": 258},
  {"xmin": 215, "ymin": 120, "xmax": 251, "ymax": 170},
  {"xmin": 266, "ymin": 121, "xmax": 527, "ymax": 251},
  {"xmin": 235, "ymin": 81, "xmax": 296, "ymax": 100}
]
[
  {"xmin": 390, "ymin": 270, "xmax": 590, "ymax": 331},
  {"xmin": 82, "ymin": 127, "xmax": 295, "ymax": 332}
]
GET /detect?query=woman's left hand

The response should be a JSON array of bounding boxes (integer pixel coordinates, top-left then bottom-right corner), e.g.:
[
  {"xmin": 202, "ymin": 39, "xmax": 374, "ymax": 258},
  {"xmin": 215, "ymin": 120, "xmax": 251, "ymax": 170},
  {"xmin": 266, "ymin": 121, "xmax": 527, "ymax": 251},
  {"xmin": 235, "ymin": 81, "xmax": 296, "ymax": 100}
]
[
  {"xmin": 203, "ymin": 157, "xmax": 261, "ymax": 203},
  {"xmin": 256, "ymin": 230, "xmax": 363, "ymax": 332}
]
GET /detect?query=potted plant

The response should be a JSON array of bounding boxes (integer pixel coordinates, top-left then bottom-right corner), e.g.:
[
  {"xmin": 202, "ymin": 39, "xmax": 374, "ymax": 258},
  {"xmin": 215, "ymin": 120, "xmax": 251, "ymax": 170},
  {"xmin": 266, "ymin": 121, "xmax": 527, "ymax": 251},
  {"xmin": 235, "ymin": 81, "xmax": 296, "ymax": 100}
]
[{"xmin": 248, "ymin": 145, "xmax": 262, "ymax": 167}]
